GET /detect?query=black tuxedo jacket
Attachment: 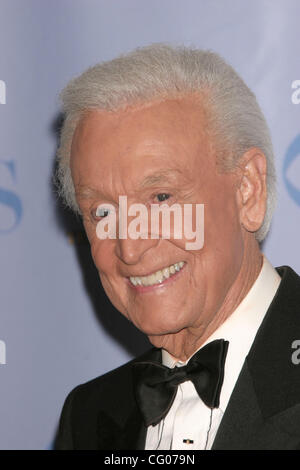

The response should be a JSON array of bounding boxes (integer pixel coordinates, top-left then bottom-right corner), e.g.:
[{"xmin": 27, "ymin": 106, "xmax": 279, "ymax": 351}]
[{"xmin": 55, "ymin": 265, "xmax": 300, "ymax": 450}]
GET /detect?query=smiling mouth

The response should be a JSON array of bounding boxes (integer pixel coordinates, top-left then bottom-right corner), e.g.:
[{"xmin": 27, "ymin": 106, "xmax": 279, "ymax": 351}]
[{"xmin": 129, "ymin": 261, "xmax": 185, "ymax": 287}]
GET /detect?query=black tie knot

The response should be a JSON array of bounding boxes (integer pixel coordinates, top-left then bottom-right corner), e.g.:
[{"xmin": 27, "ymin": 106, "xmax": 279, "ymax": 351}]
[
  {"xmin": 165, "ymin": 366, "xmax": 189, "ymax": 386},
  {"xmin": 132, "ymin": 339, "xmax": 229, "ymax": 427}
]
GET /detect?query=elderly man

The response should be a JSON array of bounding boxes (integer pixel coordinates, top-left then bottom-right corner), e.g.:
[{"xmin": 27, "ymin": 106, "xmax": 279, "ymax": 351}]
[{"xmin": 55, "ymin": 44, "xmax": 300, "ymax": 450}]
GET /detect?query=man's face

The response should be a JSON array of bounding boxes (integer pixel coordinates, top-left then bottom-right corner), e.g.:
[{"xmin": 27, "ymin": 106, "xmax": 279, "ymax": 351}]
[{"xmin": 70, "ymin": 97, "xmax": 245, "ymax": 338}]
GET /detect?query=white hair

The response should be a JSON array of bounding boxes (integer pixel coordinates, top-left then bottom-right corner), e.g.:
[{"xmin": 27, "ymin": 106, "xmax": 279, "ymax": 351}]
[{"xmin": 55, "ymin": 43, "xmax": 276, "ymax": 241}]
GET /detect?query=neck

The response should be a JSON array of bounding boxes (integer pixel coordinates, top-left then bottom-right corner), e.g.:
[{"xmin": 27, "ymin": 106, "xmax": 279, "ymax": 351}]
[{"xmin": 148, "ymin": 236, "xmax": 263, "ymax": 362}]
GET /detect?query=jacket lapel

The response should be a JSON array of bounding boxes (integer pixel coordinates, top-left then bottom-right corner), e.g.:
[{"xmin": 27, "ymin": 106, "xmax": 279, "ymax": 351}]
[{"xmin": 213, "ymin": 266, "xmax": 300, "ymax": 449}]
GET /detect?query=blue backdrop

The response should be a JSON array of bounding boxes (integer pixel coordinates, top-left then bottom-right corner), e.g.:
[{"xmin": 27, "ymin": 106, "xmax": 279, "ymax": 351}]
[{"xmin": 0, "ymin": 0, "xmax": 299, "ymax": 449}]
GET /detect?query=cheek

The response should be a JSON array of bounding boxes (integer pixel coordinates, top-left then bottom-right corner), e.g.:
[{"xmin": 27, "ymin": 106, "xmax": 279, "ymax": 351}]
[
  {"xmin": 172, "ymin": 192, "xmax": 243, "ymax": 306},
  {"xmin": 99, "ymin": 272, "xmax": 130, "ymax": 319},
  {"xmin": 91, "ymin": 240, "xmax": 130, "ymax": 316},
  {"xmin": 206, "ymin": 184, "xmax": 241, "ymax": 244},
  {"xmin": 200, "ymin": 202, "xmax": 244, "ymax": 300},
  {"xmin": 205, "ymin": 193, "xmax": 243, "ymax": 270},
  {"xmin": 90, "ymin": 237, "xmax": 116, "ymax": 275},
  {"xmin": 90, "ymin": 239, "xmax": 102, "ymax": 269}
]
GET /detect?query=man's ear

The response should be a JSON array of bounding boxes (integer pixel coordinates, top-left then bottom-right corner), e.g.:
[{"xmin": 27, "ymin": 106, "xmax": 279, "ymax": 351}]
[{"xmin": 236, "ymin": 148, "xmax": 267, "ymax": 234}]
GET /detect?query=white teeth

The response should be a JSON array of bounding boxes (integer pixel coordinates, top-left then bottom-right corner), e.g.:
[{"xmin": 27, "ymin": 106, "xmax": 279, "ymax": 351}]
[
  {"xmin": 129, "ymin": 262, "xmax": 185, "ymax": 287},
  {"xmin": 162, "ymin": 267, "xmax": 170, "ymax": 279}
]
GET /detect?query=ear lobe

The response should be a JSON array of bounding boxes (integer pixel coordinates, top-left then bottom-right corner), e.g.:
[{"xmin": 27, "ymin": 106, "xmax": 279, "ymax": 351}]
[{"xmin": 237, "ymin": 149, "xmax": 267, "ymax": 234}]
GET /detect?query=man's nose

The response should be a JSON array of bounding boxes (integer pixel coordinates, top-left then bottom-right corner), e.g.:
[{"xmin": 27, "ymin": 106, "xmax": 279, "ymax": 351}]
[{"xmin": 115, "ymin": 237, "xmax": 160, "ymax": 265}]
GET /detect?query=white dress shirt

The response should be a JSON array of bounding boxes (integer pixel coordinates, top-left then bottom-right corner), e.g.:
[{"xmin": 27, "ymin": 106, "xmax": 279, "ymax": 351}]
[{"xmin": 145, "ymin": 256, "xmax": 281, "ymax": 450}]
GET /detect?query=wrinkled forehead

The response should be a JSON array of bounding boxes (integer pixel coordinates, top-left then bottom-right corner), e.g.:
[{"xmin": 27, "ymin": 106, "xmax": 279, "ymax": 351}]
[{"xmin": 70, "ymin": 97, "xmax": 216, "ymax": 195}]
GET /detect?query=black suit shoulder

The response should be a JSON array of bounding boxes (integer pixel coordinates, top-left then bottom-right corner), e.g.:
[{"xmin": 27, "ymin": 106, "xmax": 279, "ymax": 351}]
[
  {"xmin": 67, "ymin": 346, "xmax": 159, "ymax": 404},
  {"xmin": 54, "ymin": 347, "xmax": 159, "ymax": 449}
]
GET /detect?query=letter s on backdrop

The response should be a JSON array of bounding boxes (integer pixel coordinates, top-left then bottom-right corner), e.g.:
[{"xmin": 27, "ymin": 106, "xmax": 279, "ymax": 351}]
[{"xmin": 0, "ymin": 160, "xmax": 22, "ymax": 233}]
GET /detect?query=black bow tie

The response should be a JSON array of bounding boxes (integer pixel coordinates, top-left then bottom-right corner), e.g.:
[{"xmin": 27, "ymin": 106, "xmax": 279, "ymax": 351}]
[{"xmin": 132, "ymin": 339, "xmax": 229, "ymax": 427}]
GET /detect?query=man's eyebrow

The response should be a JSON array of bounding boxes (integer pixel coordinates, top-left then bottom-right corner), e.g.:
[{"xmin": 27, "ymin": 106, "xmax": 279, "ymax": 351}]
[
  {"xmin": 75, "ymin": 186, "xmax": 104, "ymax": 199},
  {"xmin": 75, "ymin": 169, "xmax": 186, "ymax": 199},
  {"xmin": 139, "ymin": 169, "xmax": 184, "ymax": 189}
]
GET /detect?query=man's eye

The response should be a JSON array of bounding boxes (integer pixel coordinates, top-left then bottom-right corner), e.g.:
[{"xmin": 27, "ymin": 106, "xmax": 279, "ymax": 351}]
[
  {"xmin": 156, "ymin": 193, "xmax": 171, "ymax": 202},
  {"xmin": 95, "ymin": 206, "xmax": 110, "ymax": 218}
]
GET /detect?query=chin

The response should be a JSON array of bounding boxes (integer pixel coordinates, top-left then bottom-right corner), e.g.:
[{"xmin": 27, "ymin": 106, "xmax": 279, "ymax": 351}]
[{"xmin": 133, "ymin": 315, "xmax": 187, "ymax": 337}]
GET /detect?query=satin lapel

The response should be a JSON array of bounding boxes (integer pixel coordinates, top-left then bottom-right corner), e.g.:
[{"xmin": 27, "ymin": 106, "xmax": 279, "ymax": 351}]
[
  {"xmin": 213, "ymin": 266, "xmax": 300, "ymax": 449},
  {"xmin": 212, "ymin": 362, "xmax": 300, "ymax": 449},
  {"xmin": 212, "ymin": 362, "xmax": 262, "ymax": 449},
  {"xmin": 96, "ymin": 347, "xmax": 161, "ymax": 450}
]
